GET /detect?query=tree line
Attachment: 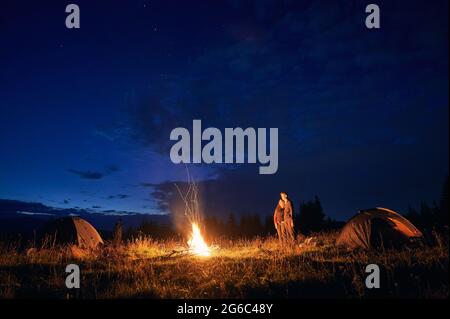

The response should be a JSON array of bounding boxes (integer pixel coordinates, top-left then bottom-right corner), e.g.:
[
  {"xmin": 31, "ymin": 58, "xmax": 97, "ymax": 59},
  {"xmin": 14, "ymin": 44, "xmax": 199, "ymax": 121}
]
[
  {"xmin": 119, "ymin": 176, "xmax": 448, "ymax": 241},
  {"xmin": 121, "ymin": 196, "xmax": 342, "ymax": 240},
  {"xmin": 405, "ymin": 176, "xmax": 449, "ymax": 232}
]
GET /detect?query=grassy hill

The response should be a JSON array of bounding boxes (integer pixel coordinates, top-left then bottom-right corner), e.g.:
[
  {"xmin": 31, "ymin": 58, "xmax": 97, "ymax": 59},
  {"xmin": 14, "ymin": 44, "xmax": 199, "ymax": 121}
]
[{"xmin": 0, "ymin": 231, "xmax": 448, "ymax": 298}]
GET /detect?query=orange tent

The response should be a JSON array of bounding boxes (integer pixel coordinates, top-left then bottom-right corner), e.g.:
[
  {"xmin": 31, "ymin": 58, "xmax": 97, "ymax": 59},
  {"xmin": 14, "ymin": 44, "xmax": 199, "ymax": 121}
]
[
  {"xmin": 336, "ymin": 207, "xmax": 423, "ymax": 250},
  {"xmin": 40, "ymin": 216, "xmax": 103, "ymax": 249}
]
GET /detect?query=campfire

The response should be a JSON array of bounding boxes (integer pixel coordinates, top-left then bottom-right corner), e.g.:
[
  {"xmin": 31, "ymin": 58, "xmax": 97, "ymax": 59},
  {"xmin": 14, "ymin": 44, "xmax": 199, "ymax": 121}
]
[
  {"xmin": 188, "ymin": 223, "xmax": 211, "ymax": 257},
  {"xmin": 174, "ymin": 176, "xmax": 212, "ymax": 257}
]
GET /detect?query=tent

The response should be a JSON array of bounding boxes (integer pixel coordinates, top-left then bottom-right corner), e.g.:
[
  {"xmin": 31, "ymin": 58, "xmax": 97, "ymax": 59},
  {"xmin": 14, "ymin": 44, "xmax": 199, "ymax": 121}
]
[
  {"xmin": 39, "ymin": 217, "xmax": 104, "ymax": 249},
  {"xmin": 336, "ymin": 207, "xmax": 423, "ymax": 250}
]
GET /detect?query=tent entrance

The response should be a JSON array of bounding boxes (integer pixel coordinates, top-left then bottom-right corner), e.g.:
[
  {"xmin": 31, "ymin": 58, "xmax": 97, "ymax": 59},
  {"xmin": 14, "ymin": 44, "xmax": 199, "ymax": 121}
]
[{"xmin": 370, "ymin": 218, "xmax": 409, "ymax": 249}]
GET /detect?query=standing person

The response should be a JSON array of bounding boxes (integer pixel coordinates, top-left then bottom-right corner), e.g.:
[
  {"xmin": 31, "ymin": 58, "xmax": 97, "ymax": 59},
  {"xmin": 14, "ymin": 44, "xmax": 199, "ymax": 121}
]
[
  {"xmin": 281, "ymin": 192, "xmax": 295, "ymax": 244},
  {"xmin": 273, "ymin": 199, "xmax": 285, "ymax": 243}
]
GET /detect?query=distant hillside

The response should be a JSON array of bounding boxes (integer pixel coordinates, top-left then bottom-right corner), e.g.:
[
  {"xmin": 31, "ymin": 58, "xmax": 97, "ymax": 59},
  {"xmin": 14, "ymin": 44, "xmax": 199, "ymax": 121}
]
[{"xmin": 0, "ymin": 199, "xmax": 171, "ymax": 235}]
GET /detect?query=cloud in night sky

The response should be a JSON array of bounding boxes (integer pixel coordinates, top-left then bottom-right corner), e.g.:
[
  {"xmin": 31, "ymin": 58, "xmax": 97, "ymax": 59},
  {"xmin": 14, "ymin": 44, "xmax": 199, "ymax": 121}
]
[
  {"xmin": 0, "ymin": 0, "xmax": 447, "ymax": 220},
  {"xmin": 140, "ymin": 183, "xmax": 155, "ymax": 188},
  {"xmin": 107, "ymin": 194, "xmax": 130, "ymax": 200},
  {"xmin": 68, "ymin": 165, "xmax": 120, "ymax": 180},
  {"xmin": 121, "ymin": 0, "xmax": 447, "ymax": 155},
  {"xmin": 68, "ymin": 169, "xmax": 105, "ymax": 180},
  {"xmin": 119, "ymin": 0, "xmax": 448, "ymax": 219}
]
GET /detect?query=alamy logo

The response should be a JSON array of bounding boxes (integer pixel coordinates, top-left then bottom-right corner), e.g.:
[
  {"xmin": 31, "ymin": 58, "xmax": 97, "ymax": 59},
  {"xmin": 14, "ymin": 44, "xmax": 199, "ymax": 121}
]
[
  {"xmin": 65, "ymin": 264, "xmax": 80, "ymax": 289},
  {"xmin": 65, "ymin": 4, "xmax": 80, "ymax": 29},
  {"xmin": 365, "ymin": 4, "xmax": 380, "ymax": 29},
  {"xmin": 170, "ymin": 120, "xmax": 279, "ymax": 174},
  {"xmin": 365, "ymin": 264, "xmax": 380, "ymax": 289}
]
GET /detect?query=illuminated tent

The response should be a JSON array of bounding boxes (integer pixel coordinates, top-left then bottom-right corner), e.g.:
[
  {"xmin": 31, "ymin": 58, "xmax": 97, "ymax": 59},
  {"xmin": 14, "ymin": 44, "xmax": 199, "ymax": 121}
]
[
  {"xmin": 336, "ymin": 207, "xmax": 423, "ymax": 250},
  {"xmin": 40, "ymin": 217, "xmax": 104, "ymax": 249}
]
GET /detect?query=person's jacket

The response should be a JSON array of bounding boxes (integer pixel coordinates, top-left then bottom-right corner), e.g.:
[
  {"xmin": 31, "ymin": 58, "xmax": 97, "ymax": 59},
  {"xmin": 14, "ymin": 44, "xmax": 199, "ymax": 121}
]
[
  {"xmin": 284, "ymin": 200, "xmax": 293, "ymax": 221},
  {"xmin": 274, "ymin": 204, "xmax": 284, "ymax": 224}
]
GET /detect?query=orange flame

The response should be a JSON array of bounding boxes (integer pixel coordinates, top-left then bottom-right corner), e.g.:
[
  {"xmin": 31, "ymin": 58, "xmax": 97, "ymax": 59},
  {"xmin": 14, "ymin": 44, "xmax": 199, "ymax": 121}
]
[{"xmin": 188, "ymin": 223, "xmax": 211, "ymax": 257}]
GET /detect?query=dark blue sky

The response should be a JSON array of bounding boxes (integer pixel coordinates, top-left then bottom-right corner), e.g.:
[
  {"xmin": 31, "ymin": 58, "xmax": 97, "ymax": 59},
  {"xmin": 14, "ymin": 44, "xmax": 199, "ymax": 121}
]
[{"xmin": 0, "ymin": 0, "xmax": 448, "ymax": 220}]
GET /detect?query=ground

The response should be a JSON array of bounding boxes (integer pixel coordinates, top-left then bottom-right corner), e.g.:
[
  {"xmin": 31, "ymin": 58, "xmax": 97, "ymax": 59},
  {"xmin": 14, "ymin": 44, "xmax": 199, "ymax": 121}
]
[{"xmin": 0, "ymin": 231, "xmax": 448, "ymax": 299}]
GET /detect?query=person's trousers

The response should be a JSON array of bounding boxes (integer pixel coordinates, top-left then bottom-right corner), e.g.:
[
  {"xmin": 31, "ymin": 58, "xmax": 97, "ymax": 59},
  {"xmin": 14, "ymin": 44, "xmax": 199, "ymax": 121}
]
[
  {"xmin": 283, "ymin": 221, "xmax": 295, "ymax": 243},
  {"xmin": 275, "ymin": 223, "xmax": 283, "ymax": 242}
]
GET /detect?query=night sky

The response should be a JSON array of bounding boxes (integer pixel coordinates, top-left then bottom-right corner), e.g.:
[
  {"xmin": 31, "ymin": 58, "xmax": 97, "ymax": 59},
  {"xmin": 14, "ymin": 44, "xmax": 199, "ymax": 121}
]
[{"xmin": 0, "ymin": 0, "xmax": 448, "ymax": 221}]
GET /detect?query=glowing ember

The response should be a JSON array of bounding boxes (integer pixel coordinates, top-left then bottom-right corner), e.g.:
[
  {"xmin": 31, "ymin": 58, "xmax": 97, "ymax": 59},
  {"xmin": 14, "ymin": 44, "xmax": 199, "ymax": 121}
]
[{"xmin": 188, "ymin": 223, "xmax": 211, "ymax": 257}]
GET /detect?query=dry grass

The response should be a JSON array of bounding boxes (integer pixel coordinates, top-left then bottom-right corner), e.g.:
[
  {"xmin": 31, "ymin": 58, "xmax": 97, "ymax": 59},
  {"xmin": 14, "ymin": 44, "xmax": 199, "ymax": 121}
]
[{"xmin": 0, "ymin": 231, "xmax": 448, "ymax": 299}]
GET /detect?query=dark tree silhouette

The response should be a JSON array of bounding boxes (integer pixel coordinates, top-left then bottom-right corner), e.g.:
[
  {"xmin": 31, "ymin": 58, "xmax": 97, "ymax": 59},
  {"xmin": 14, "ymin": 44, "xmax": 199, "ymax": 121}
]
[
  {"xmin": 405, "ymin": 176, "xmax": 449, "ymax": 231},
  {"xmin": 439, "ymin": 176, "xmax": 449, "ymax": 226},
  {"xmin": 226, "ymin": 213, "xmax": 238, "ymax": 238},
  {"xmin": 137, "ymin": 220, "xmax": 176, "ymax": 239},
  {"xmin": 113, "ymin": 218, "xmax": 123, "ymax": 246},
  {"xmin": 263, "ymin": 215, "xmax": 274, "ymax": 235},
  {"xmin": 296, "ymin": 196, "xmax": 326, "ymax": 235}
]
